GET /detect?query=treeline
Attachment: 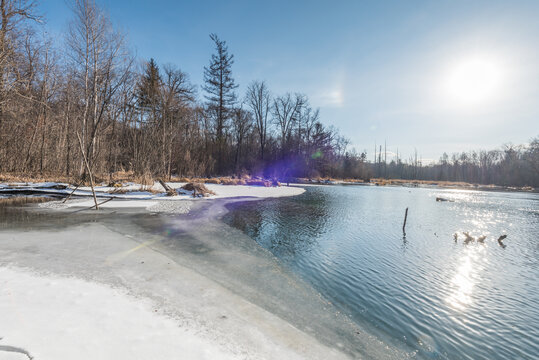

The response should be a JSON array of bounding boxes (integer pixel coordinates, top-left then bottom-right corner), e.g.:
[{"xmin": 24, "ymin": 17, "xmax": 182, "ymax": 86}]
[
  {"xmin": 0, "ymin": 1, "xmax": 536, "ymax": 188},
  {"xmin": 0, "ymin": 0, "xmax": 353, "ymax": 181},
  {"xmin": 371, "ymin": 139, "xmax": 539, "ymax": 187}
]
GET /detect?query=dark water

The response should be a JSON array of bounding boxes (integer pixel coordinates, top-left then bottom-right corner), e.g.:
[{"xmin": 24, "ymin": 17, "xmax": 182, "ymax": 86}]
[{"xmin": 223, "ymin": 185, "xmax": 539, "ymax": 359}]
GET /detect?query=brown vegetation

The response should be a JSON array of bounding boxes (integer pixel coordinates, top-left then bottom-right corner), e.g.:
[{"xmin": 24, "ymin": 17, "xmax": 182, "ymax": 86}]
[{"xmin": 181, "ymin": 182, "xmax": 215, "ymax": 197}]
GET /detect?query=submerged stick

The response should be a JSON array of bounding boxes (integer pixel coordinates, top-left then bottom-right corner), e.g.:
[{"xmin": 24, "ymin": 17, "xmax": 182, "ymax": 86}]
[
  {"xmin": 72, "ymin": 197, "xmax": 113, "ymax": 213},
  {"xmin": 402, "ymin": 207, "xmax": 408, "ymax": 236},
  {"xmin": 62, "ymin": 181, "xmax": 82, "ymax": 203}
]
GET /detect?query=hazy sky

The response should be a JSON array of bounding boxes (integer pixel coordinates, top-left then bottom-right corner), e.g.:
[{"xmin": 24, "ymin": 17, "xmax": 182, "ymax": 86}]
[{"xmin": 38, "ymin": 0, "xmax": 538, "ymax": 162}]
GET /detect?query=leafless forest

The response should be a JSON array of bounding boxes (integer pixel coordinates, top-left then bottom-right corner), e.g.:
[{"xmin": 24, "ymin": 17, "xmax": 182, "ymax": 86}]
[{"xmin": 0, "ymin": 0, "xmax": 537, "ymax": 187}]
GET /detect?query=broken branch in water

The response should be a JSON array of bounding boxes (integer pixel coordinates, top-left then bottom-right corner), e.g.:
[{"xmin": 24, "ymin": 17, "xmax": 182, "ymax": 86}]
[
  {"xmin": 62, "ymin": 181, "xmax": 82, "ymax": 203},
  {"xmin": 72, "ymin": 197, "xmax": 113, "ymax": 213}
]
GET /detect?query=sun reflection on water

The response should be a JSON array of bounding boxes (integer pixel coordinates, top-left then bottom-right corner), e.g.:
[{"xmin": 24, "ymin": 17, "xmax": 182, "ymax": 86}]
[{"xmin": 446, "ymin": 245, "xmax": 487, "ymax": 311}]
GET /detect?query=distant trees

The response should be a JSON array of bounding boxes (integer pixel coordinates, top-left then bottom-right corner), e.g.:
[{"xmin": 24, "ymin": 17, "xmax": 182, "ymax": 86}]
[
  {"xmin": 369, "ymin": 138, "xmax": 539, "ymax": 187},
  {"xmin": 0, "ymin": 0, "xmax": 536, "ymax": 188}
]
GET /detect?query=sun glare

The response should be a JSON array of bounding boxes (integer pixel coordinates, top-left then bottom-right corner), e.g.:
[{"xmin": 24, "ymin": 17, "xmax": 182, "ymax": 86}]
[{"xmin": 442, "ymin": 56, "xmax": 503, "ymax": 107}]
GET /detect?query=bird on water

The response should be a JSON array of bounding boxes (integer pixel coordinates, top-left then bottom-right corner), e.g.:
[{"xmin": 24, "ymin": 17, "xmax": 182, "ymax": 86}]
[{"xmin": 497, "ymin": 235, "xmax": 507, "ymax": 248}]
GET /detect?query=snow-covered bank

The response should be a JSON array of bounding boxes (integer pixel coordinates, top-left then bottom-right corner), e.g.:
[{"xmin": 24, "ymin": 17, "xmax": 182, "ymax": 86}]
[
  {"xmin": 0, "ymin": 181, "xmax": 306, "ymax": 211},
  {"xmin": 0, "ymin": 221, "xmax": 352, "ymax": 360},
  {"xmin": 0, "ymin": 266, "xmax": 238, "ymax": 360}
]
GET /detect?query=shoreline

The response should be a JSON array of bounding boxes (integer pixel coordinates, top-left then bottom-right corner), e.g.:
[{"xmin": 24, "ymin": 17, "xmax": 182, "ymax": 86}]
[
  {"xmin": 1, "ymin": 184, "xmax": 392, "ymax": 360},
  {"xmin": 1, "ymin": 188, "xmax": 355, "ymax": 360},
  {"xmin": 0, "ymin": 181, "xmax": 306, "ymax": 212},
  {"xmin": 0, "ymin": 185, "xmax": 419, "ymax": 359}
]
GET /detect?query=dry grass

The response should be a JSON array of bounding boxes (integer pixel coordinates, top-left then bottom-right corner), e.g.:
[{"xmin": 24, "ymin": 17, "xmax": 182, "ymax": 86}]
[
  {"xmin": 136, "ymin": 185, "xmax": 161, "ymax": 194},
  {"xmin": 0, "ymin": 196, "xmax": 53, "ymax": 206},
  {"xmin": 220, "ymin": 178, "xmax": 247, "ymax": 185},
  {"xmin": 246, "ymin": 179, "xmax": 274, "ymax": 187},
  {"xmin": 0, "ymin": 173, "xmax": 74, "ymax": 184},
  {"xmin": 368, "ymin": 178, "xmax": 506, "ymax": 189},
  {"xmin": 181, "ymin": 182, "xmax": 215, "ymax": 197},
  {"xmin": 205, "ymin": 178, "xmax": 221, "ymax": 184},
  {"xmin": 135, "ymin": 172, "xmax": 154, "ymax": 186},
  {"xmin": 219, "ymin": 178, "xmax": 236, "ymax": 185},
  {"xmin": 343, "ymin": 178, "xmax": 364, "ymax": 183}
]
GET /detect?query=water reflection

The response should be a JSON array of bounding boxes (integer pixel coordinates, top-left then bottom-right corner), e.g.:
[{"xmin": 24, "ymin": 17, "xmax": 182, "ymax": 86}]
[
  {"xmin": 225, "ymin": 190, "xmax": 332, "ymax": 259},
  {"xmin": 446, "ymin": 245, "xmax": 486, "ymax": 310},
  {"xmin": 225, "ymin": 185, "xmax": 539, "ymax": 359}
]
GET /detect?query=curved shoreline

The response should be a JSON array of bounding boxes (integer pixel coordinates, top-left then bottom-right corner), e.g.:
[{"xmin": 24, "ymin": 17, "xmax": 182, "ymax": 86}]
[{"xmin": 0, "ymin": 186, "xmax": 417, "ymax": 359}]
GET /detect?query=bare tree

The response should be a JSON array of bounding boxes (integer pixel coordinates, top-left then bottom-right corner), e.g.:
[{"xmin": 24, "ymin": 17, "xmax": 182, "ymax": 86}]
[
  {"xmin": 0, "ymin": 0, "xmax": 40, "ymax": 118},
  {"xmin": 245, "ymin": 80, "xmax": 271, "ymax": 160},
  {"xmin": 273, "ymin": 92, "xmax": 305, "ymax": 154},
  {"xmin": 66, "ymin": 0, "xmax": 132, "ymax": 178},
  {"xmin": 231, "ymin": 106, "xmax": 252, "ymax": 172},
  {"xmin": 160, "ymin": 64, "xmax": 195, "ymax": 177}
]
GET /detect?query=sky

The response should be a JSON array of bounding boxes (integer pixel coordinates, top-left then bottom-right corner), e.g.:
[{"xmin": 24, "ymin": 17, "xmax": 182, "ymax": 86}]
[{"xmin": 38, "ymin": 0, "xmax": 539, "ymax": 163}]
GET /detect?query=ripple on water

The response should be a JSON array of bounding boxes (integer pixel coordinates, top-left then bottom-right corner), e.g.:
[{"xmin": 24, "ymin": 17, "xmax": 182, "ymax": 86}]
[{"xmin": 223, "ymin": 186, "xmax": 539, "ymax": 359}]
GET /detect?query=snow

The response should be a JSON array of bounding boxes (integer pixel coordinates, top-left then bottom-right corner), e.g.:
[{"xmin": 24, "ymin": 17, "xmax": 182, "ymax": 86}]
[
  {"xmin": 0, "ymin": 267, "xmax": 238, "ymax": 360},
  {"xmin": 203, "ymin": 183, "xmax": 305, "ymax": 198},
  {"xmin": 22, "ymin": 182, "xmax": 305, "ymax": 211},
  {"xmin": 0, "ymin": 223, "xmax": 352, "ymax": 360}
]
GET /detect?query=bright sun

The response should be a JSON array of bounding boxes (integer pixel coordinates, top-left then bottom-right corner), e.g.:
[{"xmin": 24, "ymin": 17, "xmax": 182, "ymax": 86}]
[{"xmin": 443, "ymin": 56, "xmax": 503, "ymax": 107}]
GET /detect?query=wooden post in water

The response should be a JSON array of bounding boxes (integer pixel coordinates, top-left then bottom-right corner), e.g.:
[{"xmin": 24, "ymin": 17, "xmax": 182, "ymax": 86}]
[{"xmin": 402, "ymin": 207, "xmax": 408, "ymax": 236}]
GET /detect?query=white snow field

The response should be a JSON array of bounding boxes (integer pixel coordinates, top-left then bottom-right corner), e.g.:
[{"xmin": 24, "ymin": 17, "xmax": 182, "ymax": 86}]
[
  {"xmin": 0, "ymin": 222, "xmax": 349, "ymax": 360},
  {"xmin": 0, "ymin": 266, "xmax": 238, "ymax": 360},
  {"xmin": 15, "ymin": 182, "xmax": 306, "ymax": 211}
]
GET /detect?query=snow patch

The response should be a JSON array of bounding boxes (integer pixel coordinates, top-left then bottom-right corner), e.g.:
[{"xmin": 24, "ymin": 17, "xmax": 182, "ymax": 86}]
[{"xmin": 0, "ymin": 267, "xmax": 239, "ymax": 360}]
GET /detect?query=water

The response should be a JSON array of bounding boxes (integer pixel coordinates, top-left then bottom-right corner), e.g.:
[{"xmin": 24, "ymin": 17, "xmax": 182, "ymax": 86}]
[{"xmin": 223, "ymin": 185, "xmax": 539, "ymax": 359}]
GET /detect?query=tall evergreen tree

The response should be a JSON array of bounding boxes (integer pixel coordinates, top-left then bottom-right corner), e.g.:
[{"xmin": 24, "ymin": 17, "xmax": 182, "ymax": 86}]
[
  {"xmin": 137, "ymin": 58, "xmax": 161, "ymax": 123},
  {"xmin": 203, "ymin": 33, "xmax": 237, "ymax": 173}
]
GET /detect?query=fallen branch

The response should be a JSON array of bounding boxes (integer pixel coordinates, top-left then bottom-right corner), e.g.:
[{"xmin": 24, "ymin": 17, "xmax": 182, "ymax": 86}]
[
  {"xmin": 62, "ymin": 181, "xmax": 82, "ymax": 203},
  {"xmin": 72, "ymin": 197, "xmax": 113, "ymax": 213},
  {"xmin": 158, "ymin": 179, "xmax": 177, "ymax": 196}
]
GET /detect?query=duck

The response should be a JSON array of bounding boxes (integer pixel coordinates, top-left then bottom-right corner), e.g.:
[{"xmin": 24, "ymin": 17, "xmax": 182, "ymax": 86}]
[
  {"xmin": 477, "ymin": 235, "xmax": 487, "ymax": 243},
  {"xmin": 463, "ymin": 232, "xmax": 475, "ymax": 244},
  {"xmin": 453, "ymin": 233, "xmax": 458, "ymax": 243},
  {"xmin": 497, "ymin": 235, "xmax": 507, "ymax": 248}
]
